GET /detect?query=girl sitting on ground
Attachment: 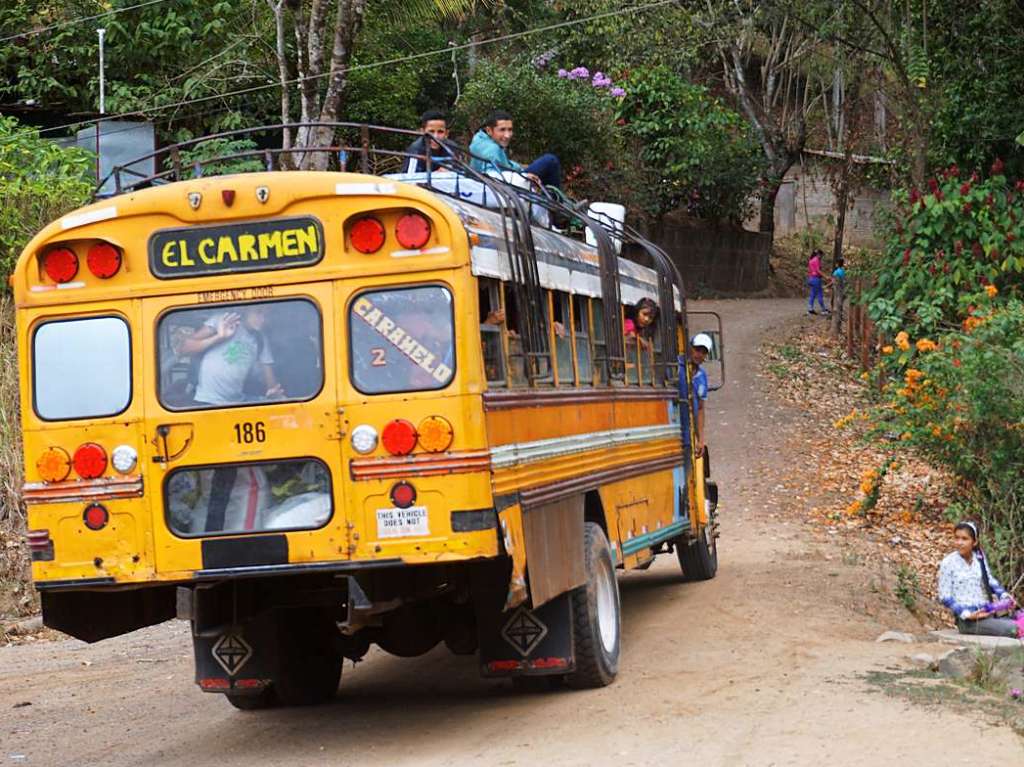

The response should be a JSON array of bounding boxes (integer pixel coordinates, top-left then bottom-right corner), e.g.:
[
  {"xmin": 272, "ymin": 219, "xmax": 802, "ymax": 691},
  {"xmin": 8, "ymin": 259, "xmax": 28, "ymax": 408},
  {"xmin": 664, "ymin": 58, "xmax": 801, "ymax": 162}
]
[{"xmin": 937, "ymin": 521, "xmax": 1022, "ymax": 638}]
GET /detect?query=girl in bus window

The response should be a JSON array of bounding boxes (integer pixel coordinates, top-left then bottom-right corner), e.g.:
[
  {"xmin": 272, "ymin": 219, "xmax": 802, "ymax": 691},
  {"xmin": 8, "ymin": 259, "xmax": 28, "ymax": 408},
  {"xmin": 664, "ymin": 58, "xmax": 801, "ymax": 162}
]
[{"xmin": 624, "ymin": 297, "xmax": 659, "ymax": 351}]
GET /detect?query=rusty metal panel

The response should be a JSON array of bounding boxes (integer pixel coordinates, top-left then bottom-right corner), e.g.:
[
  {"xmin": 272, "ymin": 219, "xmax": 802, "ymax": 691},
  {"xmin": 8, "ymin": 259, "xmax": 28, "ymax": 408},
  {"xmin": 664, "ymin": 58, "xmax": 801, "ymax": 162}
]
[{"xmin": 522, "ymin": 495, "xmax": 585, "ymax": 607}]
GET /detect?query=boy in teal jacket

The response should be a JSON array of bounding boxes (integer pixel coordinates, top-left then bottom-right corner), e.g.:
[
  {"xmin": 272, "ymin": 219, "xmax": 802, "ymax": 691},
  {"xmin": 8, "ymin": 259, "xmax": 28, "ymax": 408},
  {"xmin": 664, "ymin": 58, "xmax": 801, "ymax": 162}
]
[{"xmin": 469, "ymin": 110, "xmax": 561, "ymax": 188}]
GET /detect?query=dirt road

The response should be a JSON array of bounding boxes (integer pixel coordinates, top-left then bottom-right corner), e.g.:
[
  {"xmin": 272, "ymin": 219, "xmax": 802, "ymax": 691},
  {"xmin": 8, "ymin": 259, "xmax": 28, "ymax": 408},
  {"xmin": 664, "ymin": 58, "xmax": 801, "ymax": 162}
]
[{"xmin": 3, "ymin": 299, "xmax": 1021, "ymax": 766}]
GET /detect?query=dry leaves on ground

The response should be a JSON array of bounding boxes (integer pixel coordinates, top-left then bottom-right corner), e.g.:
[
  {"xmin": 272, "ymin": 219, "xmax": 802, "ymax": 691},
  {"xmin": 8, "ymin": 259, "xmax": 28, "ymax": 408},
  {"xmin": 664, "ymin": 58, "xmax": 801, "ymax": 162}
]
[{"xmin": 762, "ymin": 316, "xmax": 958, "ymax": 626}]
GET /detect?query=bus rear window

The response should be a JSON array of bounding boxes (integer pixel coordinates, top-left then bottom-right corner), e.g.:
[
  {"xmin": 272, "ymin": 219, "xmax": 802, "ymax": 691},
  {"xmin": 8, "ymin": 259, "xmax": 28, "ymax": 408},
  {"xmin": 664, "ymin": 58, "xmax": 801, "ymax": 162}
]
[
  {"xmin": 349, "ymin": 286, "xmax": 455, "ymax": 394},
  {"xmin": 157, "ymin": 298, "xmax": 323, "ymax": 410},
  {"xmin": 166, "ymin": 458, "xmax": 332, "ymax": 537},
  {"xmin": 33, "ymin": 316, "xmax": 131, "ymax": 420}
]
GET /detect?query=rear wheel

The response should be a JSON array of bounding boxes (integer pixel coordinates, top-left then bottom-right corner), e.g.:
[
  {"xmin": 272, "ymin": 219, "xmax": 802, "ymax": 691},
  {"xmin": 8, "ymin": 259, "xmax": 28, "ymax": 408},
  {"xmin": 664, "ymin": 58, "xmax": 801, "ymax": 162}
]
[
  {"xmin": 272, "ymin": 610, "xmax": 342, "ymax": 707},
  {"xmin": 677, "ymin": 525, "xmax": 718, "ymax": 581},
  {"xmin": 226, "ymin": 688, "xmax": 276, "ymax": 710},
  {"xmin": 565, "ymin": 522, "xmax": 620, "ymax": 689},
  {"xmin": 678, "ymin": 479, "xmax": 718, "ymax": 581}
]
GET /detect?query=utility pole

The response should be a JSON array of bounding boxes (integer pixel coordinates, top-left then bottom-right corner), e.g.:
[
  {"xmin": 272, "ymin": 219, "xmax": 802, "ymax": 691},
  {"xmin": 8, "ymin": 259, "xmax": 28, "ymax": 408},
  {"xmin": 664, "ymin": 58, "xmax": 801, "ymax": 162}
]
[{"xmin": 96, "ymin": 27, "xmax": 106, "ymax": 181}]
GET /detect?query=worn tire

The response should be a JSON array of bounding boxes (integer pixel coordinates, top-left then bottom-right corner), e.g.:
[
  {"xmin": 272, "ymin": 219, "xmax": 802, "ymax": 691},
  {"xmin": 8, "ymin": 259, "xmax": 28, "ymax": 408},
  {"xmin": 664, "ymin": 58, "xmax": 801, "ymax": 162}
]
[
  {"xmin": 226, "ymin": 688, "xmax": 277, "ymax": 710},
  {"xmin": 273, "ymin": 611, "xmax": 343, "ymax": 706},
  {"xmin": 565, "ymin": 522, "xmax": 620, "ymax": 689},
  {"xmin": 677, "ymin": 525, "xmax": 718, "ymax": 581}
]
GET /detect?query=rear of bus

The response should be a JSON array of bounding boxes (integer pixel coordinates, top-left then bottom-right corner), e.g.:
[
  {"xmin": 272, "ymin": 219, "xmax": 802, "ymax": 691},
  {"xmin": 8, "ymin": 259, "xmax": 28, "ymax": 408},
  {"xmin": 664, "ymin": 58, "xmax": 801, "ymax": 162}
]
[{"xmin": 15, "ymin": 172, "xmax": 509, "ymax": 702}]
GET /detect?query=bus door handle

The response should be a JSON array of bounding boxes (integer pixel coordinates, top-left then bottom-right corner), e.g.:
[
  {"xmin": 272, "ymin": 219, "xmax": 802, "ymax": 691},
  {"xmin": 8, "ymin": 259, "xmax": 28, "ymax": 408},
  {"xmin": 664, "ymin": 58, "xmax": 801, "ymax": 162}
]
[{"xmin": 152, "ymin": 423, "xmax": 195, "ymax": 466}]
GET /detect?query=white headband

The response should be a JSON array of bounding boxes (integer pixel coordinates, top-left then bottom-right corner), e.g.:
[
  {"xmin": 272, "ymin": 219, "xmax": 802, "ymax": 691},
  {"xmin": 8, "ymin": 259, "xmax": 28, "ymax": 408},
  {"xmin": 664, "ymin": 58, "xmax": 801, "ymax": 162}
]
[{"xmin": 960, "ymin": 521, "xmax": 978, "ymax": 538}]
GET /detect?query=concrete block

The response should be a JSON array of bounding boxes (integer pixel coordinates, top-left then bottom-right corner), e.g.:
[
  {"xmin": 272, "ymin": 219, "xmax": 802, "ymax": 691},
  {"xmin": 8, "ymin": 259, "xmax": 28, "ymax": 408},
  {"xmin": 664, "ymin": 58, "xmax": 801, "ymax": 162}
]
[{"xmin": 930, "ymin": 629, "xmax": 1022, "ymax": 657}]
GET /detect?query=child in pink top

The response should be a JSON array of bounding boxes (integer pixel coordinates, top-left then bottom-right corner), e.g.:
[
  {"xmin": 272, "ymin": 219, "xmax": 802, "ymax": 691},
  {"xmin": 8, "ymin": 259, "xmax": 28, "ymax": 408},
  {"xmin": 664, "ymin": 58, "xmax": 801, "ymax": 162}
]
[{"xmin": 807, "ymin": 249, "xmax": 828, "ymax": 315}]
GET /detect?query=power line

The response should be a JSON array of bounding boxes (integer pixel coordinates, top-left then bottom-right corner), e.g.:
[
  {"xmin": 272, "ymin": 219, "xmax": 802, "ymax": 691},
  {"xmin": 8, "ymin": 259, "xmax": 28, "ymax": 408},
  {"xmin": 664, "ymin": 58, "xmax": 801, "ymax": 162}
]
[
  {"xmin": 5, "ymin": 0, "xmax": 676, "ymax": 145},
  {"xmin": 0, "ymin": 0, "xmax": 170, "ymax": 44}
]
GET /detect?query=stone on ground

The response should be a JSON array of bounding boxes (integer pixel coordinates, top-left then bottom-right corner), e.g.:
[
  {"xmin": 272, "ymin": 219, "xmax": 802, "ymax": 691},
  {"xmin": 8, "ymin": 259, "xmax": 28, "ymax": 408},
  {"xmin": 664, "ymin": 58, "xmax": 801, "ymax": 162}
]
[{"xmin": 876, "ymin": 630, "xmax": 915, "ymax": 643}]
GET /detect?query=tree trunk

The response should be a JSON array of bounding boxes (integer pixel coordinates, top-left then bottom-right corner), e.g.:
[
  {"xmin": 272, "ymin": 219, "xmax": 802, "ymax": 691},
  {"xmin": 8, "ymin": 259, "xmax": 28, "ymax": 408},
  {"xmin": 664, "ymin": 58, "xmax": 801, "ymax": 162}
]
[{"xmin": 758, "ymin": 186, "xmax": 778, "ymax": 235}]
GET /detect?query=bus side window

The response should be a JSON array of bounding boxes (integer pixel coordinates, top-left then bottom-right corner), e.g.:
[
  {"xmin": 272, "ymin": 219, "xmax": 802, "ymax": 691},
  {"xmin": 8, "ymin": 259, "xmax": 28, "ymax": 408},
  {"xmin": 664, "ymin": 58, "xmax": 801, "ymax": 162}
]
[
  {"xmin": 573, "ymin": 296, "xmax": 593, "ymax": 386},
  {"xmin": 551, "ymin": 291, "xmax": 574, "ymax": 386},
  {"xmin": 479, "ymin": 278, "xmax": 506, "ymax": 386},
  {"xmin": 590, "ymin": 298, "xmax": 608, "ymax": 386},
  {"xmin": 623, "ymin": 304, "xmax": 640, "ymax": 385},
  {"xmin": 502, "ymin": 285, "xmax": 529, "ymax": 387}
]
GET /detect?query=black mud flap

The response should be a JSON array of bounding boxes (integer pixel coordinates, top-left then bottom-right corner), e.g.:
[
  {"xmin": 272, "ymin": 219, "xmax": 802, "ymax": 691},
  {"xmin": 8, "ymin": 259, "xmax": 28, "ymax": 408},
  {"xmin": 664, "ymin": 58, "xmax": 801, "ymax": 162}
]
[
  {"xmin": 478, "ymin": 592, "xmax": 575, "ymax": 677},
  {"xmin": 191, "ymin": 611, "xmax": 280, "ymax": 696}
]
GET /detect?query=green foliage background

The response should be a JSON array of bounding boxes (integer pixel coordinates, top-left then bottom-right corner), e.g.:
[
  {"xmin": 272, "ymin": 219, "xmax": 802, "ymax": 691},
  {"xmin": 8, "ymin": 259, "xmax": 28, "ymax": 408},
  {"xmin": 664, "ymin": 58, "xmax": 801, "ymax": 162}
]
[{"xmin": 0, "ymin": 117, "xmax": 94, "ymax": 278}]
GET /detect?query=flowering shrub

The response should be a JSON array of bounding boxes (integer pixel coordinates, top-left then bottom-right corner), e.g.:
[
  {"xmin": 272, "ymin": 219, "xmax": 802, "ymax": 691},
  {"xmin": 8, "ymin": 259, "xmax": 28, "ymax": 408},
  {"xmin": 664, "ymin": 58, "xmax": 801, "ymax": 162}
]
[
  {"xmin": 871, "ymin": 299, "xmax": 1024, "ymax": 596},
  {"xmin": 862, "ymin": 162, "xmax": 1024, "ymax": 338},
  {"xmin": 557, "ymin": 66, "xmax": 624, "ymax": 97}
]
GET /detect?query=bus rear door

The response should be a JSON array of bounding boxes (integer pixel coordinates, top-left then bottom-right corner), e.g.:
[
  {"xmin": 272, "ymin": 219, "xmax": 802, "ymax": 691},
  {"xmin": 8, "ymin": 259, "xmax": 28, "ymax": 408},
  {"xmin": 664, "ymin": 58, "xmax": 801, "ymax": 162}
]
[{"xmin": 141, "ymin": 281, "xmax": 347, "ymax": 576}]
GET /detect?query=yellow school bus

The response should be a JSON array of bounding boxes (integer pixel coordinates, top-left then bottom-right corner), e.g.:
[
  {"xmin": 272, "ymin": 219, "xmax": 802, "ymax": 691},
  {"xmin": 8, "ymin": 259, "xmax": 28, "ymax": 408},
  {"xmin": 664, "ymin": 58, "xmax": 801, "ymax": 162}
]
[{"xmin": 14, "ymin": 124, "xmax": 719, "ymax": 707}]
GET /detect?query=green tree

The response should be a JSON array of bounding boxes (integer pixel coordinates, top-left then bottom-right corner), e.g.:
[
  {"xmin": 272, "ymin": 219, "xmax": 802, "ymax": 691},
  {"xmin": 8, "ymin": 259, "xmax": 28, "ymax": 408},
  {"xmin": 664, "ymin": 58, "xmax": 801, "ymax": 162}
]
[
  {"xmin": 0, "ymin": 116, "xmax": 94, "ymax": 278},
  {"xmin": 453, "ymin": 61, "xmax": 621, "ymax": 199},
  {"xmin": 616, "ymin": 67, "xmax": 766, "ymax": 222},
  {"xmin": 0, "ymin": 1, "xmax": 273, "ymax": 138}
]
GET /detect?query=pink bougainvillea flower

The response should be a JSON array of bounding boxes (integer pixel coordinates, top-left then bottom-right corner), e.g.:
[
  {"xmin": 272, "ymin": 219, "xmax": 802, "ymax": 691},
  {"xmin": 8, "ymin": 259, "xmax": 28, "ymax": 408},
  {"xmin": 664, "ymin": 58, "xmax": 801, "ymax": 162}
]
[
  {"xmin": 557, "ymin": 68, "xmax": 569, "ymax": 78},
  {"xmin": 992, "ymin": 157, "xmax": 1005, "ymax": 175},
  {"xmin": 928, "ymin": 177, "xmax": 939, "ymax": 193},
  {"xmin": 960, "ymin": 182, "xmax": 971, "ymax": 195}
]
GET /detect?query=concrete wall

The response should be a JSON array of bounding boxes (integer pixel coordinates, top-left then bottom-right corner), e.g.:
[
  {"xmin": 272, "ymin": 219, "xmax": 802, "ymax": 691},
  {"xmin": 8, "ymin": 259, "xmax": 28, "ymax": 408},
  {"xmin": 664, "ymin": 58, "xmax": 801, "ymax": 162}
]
[
  {"xmin": 771, "ymin": 163, "xmax": 892, "ymax": 246},
  {"xmin": 637, "ymin": 221, "xmax": 772, "ymax": 294}
]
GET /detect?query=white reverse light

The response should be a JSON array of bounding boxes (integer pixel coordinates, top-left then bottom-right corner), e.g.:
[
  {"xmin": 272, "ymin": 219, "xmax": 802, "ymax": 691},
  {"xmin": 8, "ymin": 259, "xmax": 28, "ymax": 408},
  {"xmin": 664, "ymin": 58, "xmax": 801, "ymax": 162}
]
[
  {"xmin": 350, "ymin": 425, "xmax": 379, "ymax": 455},
  {"xmin": 111, "ymin": 444, "xmax": 138, "ymax": 474}
]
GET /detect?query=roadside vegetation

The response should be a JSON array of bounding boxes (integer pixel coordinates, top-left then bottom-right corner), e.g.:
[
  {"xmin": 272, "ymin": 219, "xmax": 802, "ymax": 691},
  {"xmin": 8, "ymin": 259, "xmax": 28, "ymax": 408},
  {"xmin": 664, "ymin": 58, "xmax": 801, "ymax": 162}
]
[
  {"xmin": 0, "ymin": 120, "xmax": 93, "ymax": 608},
  {"xmin": 859, "ymin": 163, "xmax": 1024, "ymax": 599}
]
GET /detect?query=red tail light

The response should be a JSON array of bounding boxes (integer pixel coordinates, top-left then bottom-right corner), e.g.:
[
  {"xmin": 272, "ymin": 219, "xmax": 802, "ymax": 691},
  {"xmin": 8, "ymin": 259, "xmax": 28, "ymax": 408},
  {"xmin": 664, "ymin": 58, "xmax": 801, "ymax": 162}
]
[
  {"xmin": 350, "ymin": 217, "xmax": 386, "ymax": 254},
  {"xmin": 390, "ymin": 481, "xmax": 417, "ymax": 509},
  {"xmin": 381, "ymin": 419, "xmax": 417, "ymax": 455},
  {"xmin": 82, "ymin": 503, "xmax": 109, "ymax": 531},
  {"xmin": 73, "ymin": 443, "xmax": 108, "ymax": 479},
  {"xmin": 42, "ymin": 247, "xmax": 79, "ymax": 283},
  {"xmin": 395, "ymin": 213, "xmax": 431, "ymax": 249},
  {"xmin": 86, "ymin": 242, "xmax": 122, "ymax": 278}
]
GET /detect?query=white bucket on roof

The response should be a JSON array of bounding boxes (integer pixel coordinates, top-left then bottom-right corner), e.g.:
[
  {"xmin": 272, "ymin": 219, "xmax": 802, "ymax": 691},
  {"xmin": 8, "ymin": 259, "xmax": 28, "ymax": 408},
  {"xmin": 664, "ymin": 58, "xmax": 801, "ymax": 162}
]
[{"xmin": 585, "ymin": 202, "xmax": 626, "ymax": 255}]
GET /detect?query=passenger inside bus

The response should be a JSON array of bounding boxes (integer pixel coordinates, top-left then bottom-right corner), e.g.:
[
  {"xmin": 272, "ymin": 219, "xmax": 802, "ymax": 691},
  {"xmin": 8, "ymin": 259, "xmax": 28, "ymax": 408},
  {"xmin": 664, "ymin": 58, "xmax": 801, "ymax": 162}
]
[
  {"xmin": 159, "ymin": 300, "xmax": 323, "ymax": 409},
  {"xmin": 177, "ymin": 305, "xmax": 281, "ymax": 406},
  {"xmin": 624, "ymin": 297, "xmax": 659, "ymax": 350}
]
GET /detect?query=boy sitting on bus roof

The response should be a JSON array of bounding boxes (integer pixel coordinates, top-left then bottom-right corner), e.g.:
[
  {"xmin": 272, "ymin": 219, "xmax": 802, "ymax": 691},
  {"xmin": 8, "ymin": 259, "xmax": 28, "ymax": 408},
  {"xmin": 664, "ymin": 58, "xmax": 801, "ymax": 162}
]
[
  {"xmin": 403, "ymin": 109, "xmax": 457, "ymax": 173},
  {"xmin": 469, "ymin": 110, "xmax": 562, "ymax": 189}
]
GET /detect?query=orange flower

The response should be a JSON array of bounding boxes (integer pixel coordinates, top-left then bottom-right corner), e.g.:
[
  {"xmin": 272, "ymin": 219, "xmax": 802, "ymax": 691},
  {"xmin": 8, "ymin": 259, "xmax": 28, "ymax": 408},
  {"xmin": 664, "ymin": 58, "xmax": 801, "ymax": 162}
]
[
  {"xmin": 905, "ymin": 368, "xmax": 925, "ymax": 388},
  {"xmin": 882, "ymin": 345, "xmax": 894, "ymax": 354},
  {"xmin": 895, "ymin": 331, "xmax": 910, "ymax": 351},
  {"xmin": 985, "ymin": 284, "xmax": 998, "ymax": 298},
  {"xmin": 915, "ymin": 338, "xmax": 938, "ymax": 352}
]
